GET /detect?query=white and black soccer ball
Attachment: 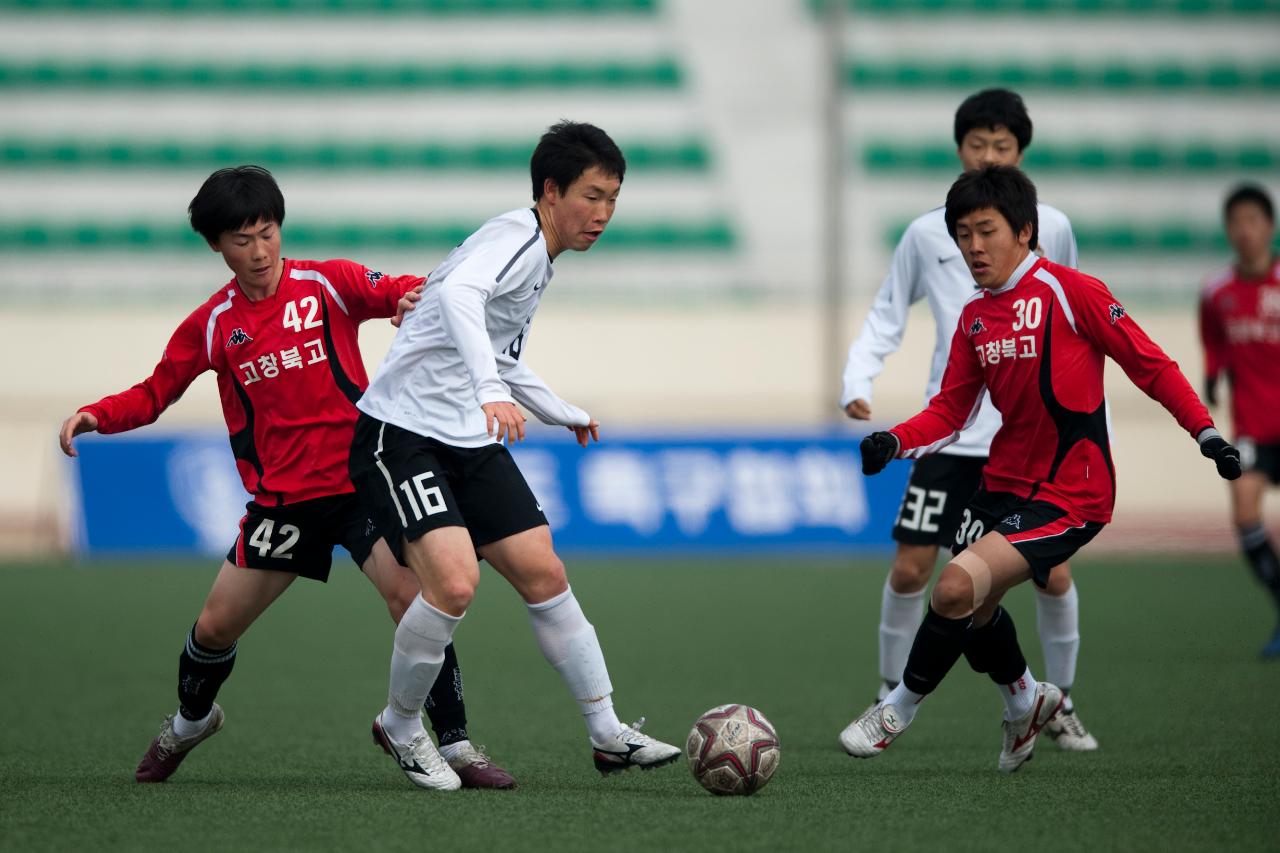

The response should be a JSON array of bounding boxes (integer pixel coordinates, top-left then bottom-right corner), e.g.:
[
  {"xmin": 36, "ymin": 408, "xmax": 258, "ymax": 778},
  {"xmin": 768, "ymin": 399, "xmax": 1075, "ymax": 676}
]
[{"xmin": 685, "ymin": 704, "xmax": 780, "ymax": 796}]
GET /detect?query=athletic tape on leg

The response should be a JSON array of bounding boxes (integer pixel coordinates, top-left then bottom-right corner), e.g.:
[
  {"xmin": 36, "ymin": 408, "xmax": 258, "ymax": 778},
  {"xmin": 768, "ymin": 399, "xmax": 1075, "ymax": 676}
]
[{"xmin": 951, "ymin": 550, "xmax": 992, "ymax": 611}]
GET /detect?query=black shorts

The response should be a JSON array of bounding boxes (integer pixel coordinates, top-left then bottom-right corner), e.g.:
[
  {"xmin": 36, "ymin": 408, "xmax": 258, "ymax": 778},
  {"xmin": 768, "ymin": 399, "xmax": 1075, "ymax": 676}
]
[
  {"xmin": 349, "ymin": 414, "xmax": 548, "ymax": 565},
  {"xmin": 950, "ymin": 489, "xmax": 1104, "ymax": 587},
  {"xmin": 1237, "ymin": 438, "xmax": 1280, "ymax": 484},
  {"xmin": 228, "ymin": 492, "xmax": 379, "ymax": 583},
  {"xmin": 891, "ymin": 454, "xmax": 987, "ymax": 547}
]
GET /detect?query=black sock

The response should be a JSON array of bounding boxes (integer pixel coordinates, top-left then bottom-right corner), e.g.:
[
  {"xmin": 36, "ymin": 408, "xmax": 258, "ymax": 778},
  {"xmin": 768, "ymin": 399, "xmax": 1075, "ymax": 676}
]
[
  {"xmin": 901, "ymin": 606, "xmax": 972, "ymax": 696},
  {"xmin": 1240, "ymin": 525, "xmax": 1280, "ymax": 610},
  {"xmin": 423, "ymin": 642, "xmax": 468, "ymax": 747},
  {"xmin": 177, "ymin": 624, "xmax": 237, "ymax": 721},
  {"xmin": 963, "ymin": 606, "xmax": 1028, "ymax": 685}
]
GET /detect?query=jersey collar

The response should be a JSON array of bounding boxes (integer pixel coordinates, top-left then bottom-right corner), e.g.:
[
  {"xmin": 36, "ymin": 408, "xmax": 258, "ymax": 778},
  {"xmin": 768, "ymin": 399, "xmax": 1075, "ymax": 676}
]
[{"xmin": 986, "ymin": 251, "xmax": 1040, "ymax": 296}]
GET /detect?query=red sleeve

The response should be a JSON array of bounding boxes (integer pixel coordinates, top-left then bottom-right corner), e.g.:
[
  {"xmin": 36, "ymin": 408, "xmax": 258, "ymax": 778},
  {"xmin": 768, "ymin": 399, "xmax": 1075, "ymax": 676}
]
[
  {"xmin": 79, "ymin": 311, "xmax": 210, "ymax": 434},
  {"xmin": 1198, "ymin": 288, "xmax": 1226, "ymax": 383},
  {"xmin": 1074, "ymin": 275, "xmax": 1214, "ymax": 438},
  {"xmin": 328, "ymin": 259, "xmax": 425, "ymax": 323},
  {"xmin": 890, "ymin": 315, "xmax": 987, "ymax": 456}
]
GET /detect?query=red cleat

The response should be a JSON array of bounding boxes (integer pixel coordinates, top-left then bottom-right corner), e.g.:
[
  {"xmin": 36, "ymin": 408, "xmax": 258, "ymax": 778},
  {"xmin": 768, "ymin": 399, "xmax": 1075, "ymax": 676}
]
[{"xmin": 135, "ymin": 704, "xmax": 225, "ymax": 783}]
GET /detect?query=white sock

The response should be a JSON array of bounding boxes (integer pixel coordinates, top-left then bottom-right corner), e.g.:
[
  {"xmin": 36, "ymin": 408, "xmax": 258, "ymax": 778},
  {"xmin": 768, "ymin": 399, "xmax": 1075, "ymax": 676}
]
[
  {"xmin": 437, "ymin": 739, "xmax": 470, "ymax": 763},
  {"xmin": 526, "ymin": 586, "xmax": 621, "ymax": 743},
  {"xmin": 881, "ymin": 682, "xmax": 927, "ymax": 726},
  {"xmin": 879, "ymin": 577, "xmax": 926, "ymax": 689},
  {"xmin": 384, "ymin": 595, "xmax": 462, "ymax": 742},
  {"xmin": 999, "ymin": 667, "xmax": 1040, "ymax": 721},
  {"xmin": 172, "ymin": 710, "xmax": 211, "ymax": 738},
  {"xmin": 1036, "ymin": 582, "xmax": 1079, "ymax": 700}
]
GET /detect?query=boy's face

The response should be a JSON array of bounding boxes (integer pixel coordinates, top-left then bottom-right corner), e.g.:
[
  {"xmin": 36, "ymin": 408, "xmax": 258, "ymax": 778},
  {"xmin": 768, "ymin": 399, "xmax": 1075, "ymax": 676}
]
[
  {"xmin": 953, "ymin": 206, "xmax": 1033, "ymax": 289},
  {"xmin": 1226, "ymin": 201, "xmax": 1275, "ymax": 266},
  {"xmin": 958, "ymin": 126, "xmax": 1023, "ymax": 172},
  {"xmin": 543, "ymin": 165, "xmax": 621, "ymax": 253},
  {"xmin": 212, "ymin": 218, "xmax": 282, "ymax": 291}
]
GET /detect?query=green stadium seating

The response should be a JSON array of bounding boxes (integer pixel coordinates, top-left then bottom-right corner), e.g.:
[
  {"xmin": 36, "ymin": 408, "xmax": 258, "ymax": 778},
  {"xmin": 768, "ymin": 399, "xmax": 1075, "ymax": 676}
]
[
  {"xmin": 0, "ymin": 138, "xmax": 710, "ymax": 171},
  {"xmin": 810, "ymin": 0, "xmax": 1278, "ymax": 14},
  {"xmin": 0, "ymin": 0, "xmax": 656, "ymax": 12},
  {"xmin": 884, "ymin": 221, "xmax": 1280, "ymax": 254},
  {"xmin": 846, "ymin": 60, "xmax": 1280, "ymax": 92},
  {"xmin": 863, "ymin": 141, "xmax": 1278, "ymax": 173}
]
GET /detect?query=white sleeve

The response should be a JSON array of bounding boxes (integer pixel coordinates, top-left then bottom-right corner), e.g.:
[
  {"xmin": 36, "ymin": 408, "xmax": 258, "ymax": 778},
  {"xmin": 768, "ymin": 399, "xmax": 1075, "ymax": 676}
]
[
  {"xmin": 436, "ymin": 262, "xmax": 514, "ymax": 408},
  {"xmin": 1047, "ymin": 211, "xmax": 1079, "ymax": 269},
  {"xmin": 840, "ymin": 226, "xmax": 924, "ymax": 407},
  {"xmin": 499, "ymin": 356, "xmax": 590, "ymax": 427}
]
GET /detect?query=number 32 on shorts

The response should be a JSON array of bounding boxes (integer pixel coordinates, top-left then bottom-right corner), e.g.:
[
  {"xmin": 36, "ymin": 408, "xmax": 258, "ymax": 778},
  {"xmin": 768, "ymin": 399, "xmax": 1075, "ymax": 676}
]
[{"xmin": 897, "ymin": 486, "xmax": 946, "ymax": 533}]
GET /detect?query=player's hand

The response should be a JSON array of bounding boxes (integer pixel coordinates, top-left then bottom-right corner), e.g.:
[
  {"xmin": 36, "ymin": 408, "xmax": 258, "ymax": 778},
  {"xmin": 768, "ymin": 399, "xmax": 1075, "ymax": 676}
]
[
  {"xmin": 392, "ymin": 284, "xmax": 425, "ymax": 328},
  {"xmin": 1199, "ymin": 434, "xmax": 1242, "ymax": 480},
  {"xmin": 569, "ymin": 420, "xmax": 600, "ymax": 448},
  {"xmin": 1204, "ymin": 374, "xmax": 1218, "ymax": 408},
  {"xmin": 482, "ymin": 401, "xmax": 526, "ymax": 444},
  {"xmin": 859, "ymin": 431, "xmax": 899, "ymax": 476},
  {"xmin": 845, "ymin": 399, "xmax": 872, "ymax": 420},
  {"xmin": 58, "ymin": 411, "xmax": 98, "ymax": 458}
]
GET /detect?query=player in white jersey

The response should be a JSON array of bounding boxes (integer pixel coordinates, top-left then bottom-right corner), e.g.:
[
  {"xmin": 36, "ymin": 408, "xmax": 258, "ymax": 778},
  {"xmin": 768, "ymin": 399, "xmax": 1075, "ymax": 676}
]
[
  {"xmin": 839, "ymin": 89, "xmax": 1099, "ymax": 751},
  {"xmin": 350, "ymin": 121, "xmax": 680, "ymax": 788}
]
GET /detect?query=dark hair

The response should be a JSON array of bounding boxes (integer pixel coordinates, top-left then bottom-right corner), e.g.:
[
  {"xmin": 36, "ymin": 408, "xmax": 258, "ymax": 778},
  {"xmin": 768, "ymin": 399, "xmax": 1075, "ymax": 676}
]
[
  {"xmin": 945, "ymin": 165, "xmax": 1040, "ymax": 251},
  {"xmin": 954, "ymin": 88, "xmax": 1033, "ymax": 152},
  {"xmin": 530, "ymin": 121, "xmax": 626, "ymax": 201},
  {"xmin": 1224, "ymin": 183, "xmax": 1274, "ymax": 223},
  {"xmin": 188, "ymin": 165, "xmax": 286, "ymax": 244}
]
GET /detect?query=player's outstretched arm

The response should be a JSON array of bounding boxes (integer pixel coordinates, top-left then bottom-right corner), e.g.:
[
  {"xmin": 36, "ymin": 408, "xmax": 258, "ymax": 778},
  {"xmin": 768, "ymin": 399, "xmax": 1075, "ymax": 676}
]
[
  {"xmin": 482, "ymin": 401, "xmax": 526, "ymax": 444},
  {"xmin": 569, "ymin": 420, "xmax": 600, "ymax": 448},
  {"xmin": 392, "ymin": 283, "xmax": 425, "ymax": 328},
  {"xmin": 1197, "ymin": 428, "xmax": 1242, "ymax": 480},
  {"xmin": 58, "ymin": 411, "xmax": 99, "ymax": 458}
]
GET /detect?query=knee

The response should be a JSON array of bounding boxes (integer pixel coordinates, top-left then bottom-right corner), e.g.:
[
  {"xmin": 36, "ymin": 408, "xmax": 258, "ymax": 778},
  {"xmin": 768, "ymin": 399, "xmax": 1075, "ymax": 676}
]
[
  {"xmin": 1042, "ymin": 564, "xmax": 1073, "ymax": 597},
  {"xmin": 521, "ymin": 555, "xmax": 569, "ymax": 604},
  {"xmin": 889, "ymin": 546, "xmax": 936, "ymax": 593},
  {"xmin": 431, "ymin": 575, "xmax": 476, "ymax": 616},
  {"xmin": 931, "ymin": 566, "xmax": 975, "ymax": 619},
  {"xmin": 194, "ymin": 610, "xmax": 239, "ymax": 649}
]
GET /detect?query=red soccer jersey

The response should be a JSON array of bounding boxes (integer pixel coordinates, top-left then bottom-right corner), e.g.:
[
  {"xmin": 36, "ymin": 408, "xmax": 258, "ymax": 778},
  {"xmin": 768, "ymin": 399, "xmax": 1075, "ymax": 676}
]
[
  {"xmin": 890, "ymin": 257, "xmax": 1213, "ymax": 523},
  {"xmin": 1198, "ymin": 258, "xmax": 1280, "ymax": 443},
  {"xmin": 80, "ymin": 258, "xmax": 423, "ymax": 505}
]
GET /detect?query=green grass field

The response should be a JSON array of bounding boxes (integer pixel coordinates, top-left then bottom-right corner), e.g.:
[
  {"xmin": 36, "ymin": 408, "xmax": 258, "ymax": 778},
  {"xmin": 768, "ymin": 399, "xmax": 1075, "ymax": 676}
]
[{"xmin": 1, "ymin": 554, "xmax": 1277, "ymax": 852}]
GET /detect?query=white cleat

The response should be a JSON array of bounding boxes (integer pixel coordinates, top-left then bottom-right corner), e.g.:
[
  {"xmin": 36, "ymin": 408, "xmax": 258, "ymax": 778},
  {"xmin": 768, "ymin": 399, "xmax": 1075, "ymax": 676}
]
[
  {"xmin": 999, "ymin": 682, "xmax": 1064, "ymax": 774},
  {"xmin": 371, "ymin": 713, "xmax": 461, "ymax": 791},
  {"xmin": 1044, "ymin": 707, "xmax": 1099, "ymax": 751},
  {"xmin": 591, "ymin": 717, "xmax": 681, "ymax": 774},
  {"xmin": 839, "ymin": 703, "xmax": 908, "ymax": 758}
]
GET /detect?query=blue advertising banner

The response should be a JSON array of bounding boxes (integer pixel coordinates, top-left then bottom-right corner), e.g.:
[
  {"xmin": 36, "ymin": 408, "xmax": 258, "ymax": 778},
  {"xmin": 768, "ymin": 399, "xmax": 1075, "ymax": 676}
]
[{"xmin": 70, "ymin": 429, "xmax": 911, "ymax": 557}]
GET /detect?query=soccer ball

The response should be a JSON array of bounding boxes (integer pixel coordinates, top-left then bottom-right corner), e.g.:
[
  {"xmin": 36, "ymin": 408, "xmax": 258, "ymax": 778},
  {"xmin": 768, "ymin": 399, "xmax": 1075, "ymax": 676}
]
[{"xmin": 685, "ymin": 704, "xmax": 780, "ymax": 796}]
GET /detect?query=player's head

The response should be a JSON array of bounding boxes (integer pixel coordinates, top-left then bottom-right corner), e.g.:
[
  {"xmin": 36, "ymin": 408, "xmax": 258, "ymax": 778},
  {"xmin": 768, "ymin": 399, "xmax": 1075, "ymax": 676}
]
[
  {"xmin": 945, "ymin": 165, "xmax": 1039, "ymax": 289},
  {"xmin": 189, "ymin": 165, "xmax": 286, "ymax": 291},
  {"xmin": 1223, "ymin": 183, "xmax": 1275, "ymax": 267},
  {"xmin": 954, "ymin": 89, "xmax": 1032, "ymax": 172},
  {"xmin": 531, "ymin": 121, "xmax": 626, "ymax": 257}
]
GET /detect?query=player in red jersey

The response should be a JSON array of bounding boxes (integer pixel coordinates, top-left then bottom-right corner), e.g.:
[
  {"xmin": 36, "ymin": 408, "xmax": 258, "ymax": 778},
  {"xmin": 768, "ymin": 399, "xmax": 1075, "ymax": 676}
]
[
  {"xmin": 57, "ymin": 166, "xmax": 513, "ymax": 790},
  {"xmin": 1199, "ymin": 183, "xmax": 1280, "ymax": 658},
  {"xmin": 840, "ymin": 166, "xmax": 1241, "ymax": 772}
]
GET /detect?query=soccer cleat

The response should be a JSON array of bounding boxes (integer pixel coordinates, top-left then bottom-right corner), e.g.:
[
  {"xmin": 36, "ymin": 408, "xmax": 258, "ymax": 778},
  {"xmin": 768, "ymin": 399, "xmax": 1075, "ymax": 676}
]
[
  {"xmin": 371, "ymin": 713, "xmax": 462, "ymax": 791},
  {"xmin": 135, "ymin": 703, "xmax": 225, "ymax": 783},
  {"xmin": 591, "ymin": 717, "xmax": 681, "ymax": 774},
  {"xmin": 998, "ymin": 682, "xmax": 1064, "ymax": 774},
  {"xmin": 1044, "ymin": 706, "xmax": 1099, "ymax": 751},
  {"xmin": 839, "ymin": 703, "xmax": 908, "ymax": 757},
  {"xmin": 445, "ymin": 742, "xmax": 516, "ymax": 790},
  {"xmin": 1261, "ymin": 627, "xmax": 1280, "ymax": 660}
]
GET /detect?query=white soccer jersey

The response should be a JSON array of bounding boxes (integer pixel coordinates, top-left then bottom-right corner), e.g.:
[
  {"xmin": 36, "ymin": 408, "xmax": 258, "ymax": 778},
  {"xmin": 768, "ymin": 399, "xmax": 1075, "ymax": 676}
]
[
  {"xmin": 358, "ymin": 207, "xmax": 590, "ymax": 447},
  {"xmin": 840, "ymin": 203, "xmax": 1077, "ymax": 457}
]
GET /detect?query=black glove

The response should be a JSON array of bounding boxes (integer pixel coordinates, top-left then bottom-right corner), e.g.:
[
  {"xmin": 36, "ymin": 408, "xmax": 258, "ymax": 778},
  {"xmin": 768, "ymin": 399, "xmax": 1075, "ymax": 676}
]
[
  {"xmin": 1199, "ymin": 431, "xmax": 1242, "ymax": 480},
  {"xmin": 1204, "ymin": 374, "xmax": 1218, "ymax": 408},
  {"xmin": 860, "ymin": 431, "xmax": 900, "ymax": 476}
]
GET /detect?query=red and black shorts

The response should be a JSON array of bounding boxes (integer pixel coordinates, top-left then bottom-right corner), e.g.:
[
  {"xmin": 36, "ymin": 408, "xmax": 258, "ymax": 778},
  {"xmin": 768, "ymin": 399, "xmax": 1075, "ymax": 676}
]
[
  {"xmin": 228, "ymin": 492, "xmax": 380, "ymax": 582},
  {"xmin": 1236, "ymin": 438, "xmax": 1280, "ymax": 485},
  {"xmin": 891, "ymin": 454, "xmax": 986, "ymax": 547},
  {"xmin": 349, "ymin": 414, "xmax": 548, "ymax": 566},
  {"xmin": 950, "ymin": 489, "xmax": 1104, "ymax": 587}
]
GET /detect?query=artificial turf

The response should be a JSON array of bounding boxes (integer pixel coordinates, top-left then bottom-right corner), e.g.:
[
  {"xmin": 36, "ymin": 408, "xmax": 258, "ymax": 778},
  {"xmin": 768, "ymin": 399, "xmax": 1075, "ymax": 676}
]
[{"xmin": 0, "ymin": 554, "xmax": 1276, "ymax": 852}]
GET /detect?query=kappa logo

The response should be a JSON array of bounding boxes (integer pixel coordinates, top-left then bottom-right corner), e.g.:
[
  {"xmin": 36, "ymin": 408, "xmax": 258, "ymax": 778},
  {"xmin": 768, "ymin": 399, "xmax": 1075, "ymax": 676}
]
[
  {"xmin": 225, "ymin": 328, "xmax": 253, "ymax": 348},
  {"xmin": 365, "ymin": 270, "xmax": 385, "ymax": 286},
  {"xmin": 969, "ymin": 317, "xmax": 986, "ymax": 336},
  {"xmin": 1108, "ymin": 303, "xmax": 1127, "ymax": 324},
  {"xmin": 1003, "ymin": 514, "xmax": 1023, "ymax": 530}
]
